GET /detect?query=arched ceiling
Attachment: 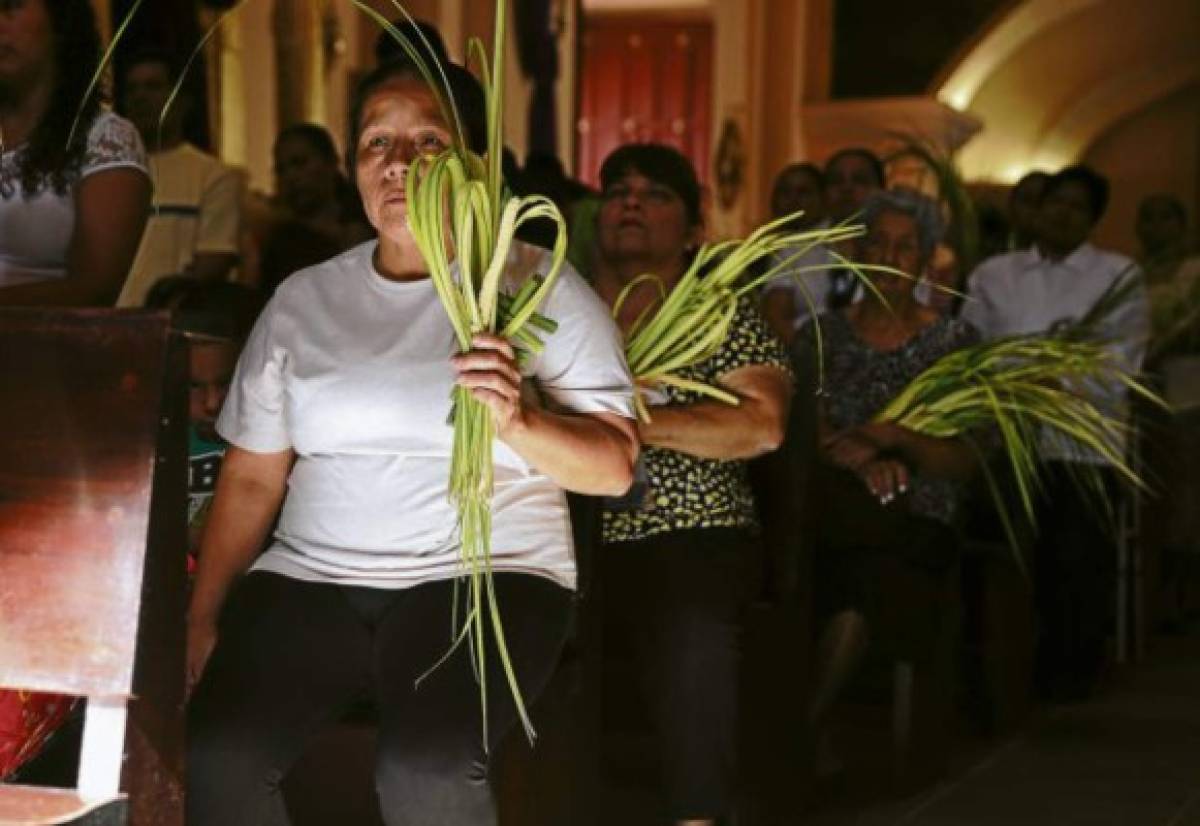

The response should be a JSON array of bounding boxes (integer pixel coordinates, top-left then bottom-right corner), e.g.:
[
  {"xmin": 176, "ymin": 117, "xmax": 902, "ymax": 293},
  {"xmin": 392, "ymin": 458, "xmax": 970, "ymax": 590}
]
[{"xmin": 936, "ymin": 0, "xmax": 1200, "ymax": 182}]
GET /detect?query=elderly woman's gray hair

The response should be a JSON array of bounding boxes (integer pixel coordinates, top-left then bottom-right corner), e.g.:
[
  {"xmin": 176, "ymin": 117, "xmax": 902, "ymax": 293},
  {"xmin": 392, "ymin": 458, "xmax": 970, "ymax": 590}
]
[{"xmin": 861, "ymin": 188, "xmax": 943, "ymax": 260}]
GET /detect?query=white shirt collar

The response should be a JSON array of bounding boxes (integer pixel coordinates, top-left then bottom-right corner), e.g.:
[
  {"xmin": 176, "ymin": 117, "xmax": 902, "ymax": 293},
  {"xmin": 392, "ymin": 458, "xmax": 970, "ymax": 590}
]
[{"xmin": 1030, "ymin": 241, "xmax": 1098, "ymax": 274}]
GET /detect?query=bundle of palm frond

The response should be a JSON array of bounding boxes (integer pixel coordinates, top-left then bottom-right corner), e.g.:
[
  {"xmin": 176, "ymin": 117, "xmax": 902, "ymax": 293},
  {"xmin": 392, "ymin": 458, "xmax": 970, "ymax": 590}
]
[
  {"xmin": 614, "ymin": 215, "xmax": 873, "ymax": 421},
  {"xmin": 361, "ymin": 1, "xmax": 570, "ymax": 747},
  {"xmin": 874, "ymin": 336, "xmax": 1164, "ymax": 568}
]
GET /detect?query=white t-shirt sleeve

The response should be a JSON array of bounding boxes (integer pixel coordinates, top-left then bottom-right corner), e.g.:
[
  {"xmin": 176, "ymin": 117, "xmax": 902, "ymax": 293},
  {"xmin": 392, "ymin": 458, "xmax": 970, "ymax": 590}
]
[
  {"xmin": 196, "ymin": 164, "xmax": 243, "ymax": 254},
  {"xmin": 217, "ymin": 299, "xmax": 292, "ymax": 452},
  {"xmin": 525, "ymin": 261, "xmax": 636, "ymax": 419},
  {"xmin": 80, "ymin": 111, "xmax": 148, "ymax": 179}
]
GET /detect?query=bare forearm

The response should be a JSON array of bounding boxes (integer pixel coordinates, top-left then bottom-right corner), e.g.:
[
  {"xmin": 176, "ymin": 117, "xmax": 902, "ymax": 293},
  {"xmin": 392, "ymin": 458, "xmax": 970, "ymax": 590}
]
[
  {"xmin": 888, "ymin": 427, "xmax": 978, "ymax": 482},
  {"xmin": 502, "ymin": 408, "xmax": 637, "ymax": 496},
  {"xmin": 188, "ymin": 475, "xmax": 287, "ymax": 625},
  {"xmin": 642, "ymin": 400, "xmax": 785, "ymax": 460}
]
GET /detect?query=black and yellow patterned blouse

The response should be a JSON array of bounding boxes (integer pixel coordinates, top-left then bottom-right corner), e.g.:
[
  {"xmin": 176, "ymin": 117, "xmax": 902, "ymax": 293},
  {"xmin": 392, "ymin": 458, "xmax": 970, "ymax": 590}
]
[{"xmin": 602, "ymin": 296, "xmax": 792, "ymax": 544}]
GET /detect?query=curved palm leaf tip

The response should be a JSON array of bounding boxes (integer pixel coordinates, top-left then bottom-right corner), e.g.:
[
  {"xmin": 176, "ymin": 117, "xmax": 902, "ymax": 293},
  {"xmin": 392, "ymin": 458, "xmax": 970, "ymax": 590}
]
[{"xmin": 873, "ymin": 336, "xmax": 1165, "ymax": 570}]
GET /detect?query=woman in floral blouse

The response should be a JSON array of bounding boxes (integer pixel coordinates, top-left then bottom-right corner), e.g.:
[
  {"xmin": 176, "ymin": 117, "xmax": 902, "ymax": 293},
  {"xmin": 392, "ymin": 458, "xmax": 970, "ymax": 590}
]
[
  {"xmin": 793, "ymin": 188, "xmax": 980, "ymax": 777},
  {"xmin": 590, "ymin": 143, "xmax": 792, "ymax": 826}
]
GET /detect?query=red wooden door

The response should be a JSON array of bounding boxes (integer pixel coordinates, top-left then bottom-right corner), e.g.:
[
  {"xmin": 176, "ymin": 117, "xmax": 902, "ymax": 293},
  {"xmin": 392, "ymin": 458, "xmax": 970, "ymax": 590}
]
[{"xmin": 576, "ymin": 16, "xmax": 713, "ymax": 188}]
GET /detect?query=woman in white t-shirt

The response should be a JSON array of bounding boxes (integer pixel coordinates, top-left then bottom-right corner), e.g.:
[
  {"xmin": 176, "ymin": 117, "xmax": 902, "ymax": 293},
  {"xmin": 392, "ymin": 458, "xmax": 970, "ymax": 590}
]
[
  {"xmin": 185, "ymin": 59, "xmax": 638, "ymax": 826},
  {"xmin": 0, "ymin": 0, "xmax": 150, "ymax": 306}
]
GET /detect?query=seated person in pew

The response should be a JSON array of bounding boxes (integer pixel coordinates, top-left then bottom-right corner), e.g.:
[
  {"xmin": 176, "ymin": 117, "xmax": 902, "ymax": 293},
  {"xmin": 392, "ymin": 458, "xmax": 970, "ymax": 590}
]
[
  {"xmin": 184, "ymin": 58, "xmax": 638, "ymax": 826},
  {"xmin": 791, "ymin": 188, "xmax": 981, "ymax": 776},
  {"xmin": 144, "ymin": 278, "xmax": 266, "ymax": 574},
  {"xmin": 590, "ymin": 143, "xmax": 793, "ymax": 826}
]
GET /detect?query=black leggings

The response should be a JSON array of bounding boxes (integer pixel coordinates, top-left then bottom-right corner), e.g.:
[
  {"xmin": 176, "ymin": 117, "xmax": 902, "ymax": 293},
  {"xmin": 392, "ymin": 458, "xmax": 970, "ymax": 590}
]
[
  {"xmin": 595, "ymin": 527, "xmax": 756, "ymax": 820},
  {"xmin": 187, "ymin": 571, "xmax": 572, "ymax": 826}
]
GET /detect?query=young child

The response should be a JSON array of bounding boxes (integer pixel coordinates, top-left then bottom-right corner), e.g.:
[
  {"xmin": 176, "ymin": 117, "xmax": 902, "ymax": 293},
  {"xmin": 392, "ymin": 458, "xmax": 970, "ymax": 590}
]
[{"xmin": 146, "ymin": 278, "xmax": 265, "ymax": 573}]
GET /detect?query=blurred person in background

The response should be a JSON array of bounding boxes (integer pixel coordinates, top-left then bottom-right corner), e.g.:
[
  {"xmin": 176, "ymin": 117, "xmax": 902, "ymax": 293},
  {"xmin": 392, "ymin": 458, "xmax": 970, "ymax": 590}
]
[
  {"xmin": 0, "ymin": 0, "xmax": 149, "ymax": 306},
  {"xmin": 963, "ymin": 165, "xmax": 1149, "ymax": 701},
  {"xmin": 258, "ymin": 123, "xmax": 371, "ymax": 295},
  {"xmin": 1137, "ymin": 194, "xmax": 1199, "ymax": 298},
  {"xmin": 759, "ymin": 162, "xmax": 834, "ymax": 344},
  {"xmin": 116, "ymin": 48, "xmax": 242, "ymax": 306},
  {"xmin": 144, "ymin": 278, "xmax": 266, "ymax": 576},
  {"xmin": 1006, "ymin": 170, "xmax": 1048, "ymax": 251},
  {"xmin": 822, "ymin": 147, "xmax": 885, "ymax": 310}
]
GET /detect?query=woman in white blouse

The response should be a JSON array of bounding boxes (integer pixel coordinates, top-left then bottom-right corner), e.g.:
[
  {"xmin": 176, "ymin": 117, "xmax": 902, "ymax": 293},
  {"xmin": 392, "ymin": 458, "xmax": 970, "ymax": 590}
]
[
  {"xmin": 0, "ymin": 0, "xmax": 150, "ymax": 306},
  {"xmin": 185, "ymin": 59, "xmax": 638, "ymax": 826}
]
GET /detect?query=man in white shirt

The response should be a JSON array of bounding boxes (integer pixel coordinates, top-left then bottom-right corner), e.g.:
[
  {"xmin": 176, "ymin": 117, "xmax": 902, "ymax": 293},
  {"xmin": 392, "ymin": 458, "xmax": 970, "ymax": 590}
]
[
  {"xmin": 962, "ymin": 165, "xmax": 1149, "ymax": 700},
  {"xmin": 116, "ymin": 50, "xmax": 242, "ymax": 307}
]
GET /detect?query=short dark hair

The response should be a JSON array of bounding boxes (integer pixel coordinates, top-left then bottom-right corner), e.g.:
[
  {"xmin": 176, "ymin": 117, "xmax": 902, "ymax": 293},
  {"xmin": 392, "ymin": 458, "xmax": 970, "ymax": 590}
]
[
  {"xmin": 1138, "ymin": 193, "xmax": 1186, "ymax": 225},
  {"xmin": 276, "ymin": 122, "xmax": 340, "ymax": 165},
  {"xmin": 122, "ymin": 47, "xmax": 180, "ymax": 85},
  {"xmin": 1042, "ymin": 165, "xmax": 1110, "ymax": 223},
  {"xmin": 773, "ymin": 162, "xmax": 824, "ymax": 192},
  {"xmin": 145, "ymin": 278, "xmax": 266, "ymax": 343},
  {"xmin": 599, "ymin": 143, "xmax": 702, "ymax": 227},
  {"xmin": 824, "ymin": 147, "xmax": 885, "ymax": 188},
  {"xmin": 1011, "ymin": 170, "xmax": 1049, "ymax": 198},
  {"xmin": 374, "ymin": 18, "xmax": 450, "ymax": 68},
  {"xmin": 347, "ymin": 60, "xmax": 488, "ymax": 173}
]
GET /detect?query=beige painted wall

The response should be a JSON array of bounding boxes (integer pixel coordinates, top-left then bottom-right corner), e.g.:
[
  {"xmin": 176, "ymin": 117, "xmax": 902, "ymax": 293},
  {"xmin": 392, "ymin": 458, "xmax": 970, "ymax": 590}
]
[{"xmin": 1085, "ymin": 84, "xmax": 1199, "ymax": 257}]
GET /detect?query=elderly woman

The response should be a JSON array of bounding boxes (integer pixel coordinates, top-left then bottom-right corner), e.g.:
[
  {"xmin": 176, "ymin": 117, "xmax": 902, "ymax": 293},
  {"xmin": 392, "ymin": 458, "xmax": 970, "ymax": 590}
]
[
  {"xmin": 185, "ymin": 59, "xmax": 639, "ymax": 826},
  {"xmin": 793, "ymin": 188, "xmax": 980, "ymax": 773},
  {"xmin": 590, "ymin": 143, "xmax": 792, "ymax": 826}
]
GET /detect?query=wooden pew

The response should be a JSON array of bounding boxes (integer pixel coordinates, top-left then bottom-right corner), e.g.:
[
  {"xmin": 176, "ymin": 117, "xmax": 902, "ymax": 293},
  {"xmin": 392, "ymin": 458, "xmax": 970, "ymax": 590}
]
[{"xmin": 0, "ymin": 310, "xmax": 187, "ymax": 826}]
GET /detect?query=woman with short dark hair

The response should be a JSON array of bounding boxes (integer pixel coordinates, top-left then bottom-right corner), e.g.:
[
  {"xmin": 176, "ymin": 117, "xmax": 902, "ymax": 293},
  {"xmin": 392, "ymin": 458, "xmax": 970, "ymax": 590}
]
[
  {"xmin": 590, "ymin": 142, "xmax": 792, "ymax": 826},
  {"xmin": 186, "ymin": 59, "xmax": 639, "ymax": 826}
]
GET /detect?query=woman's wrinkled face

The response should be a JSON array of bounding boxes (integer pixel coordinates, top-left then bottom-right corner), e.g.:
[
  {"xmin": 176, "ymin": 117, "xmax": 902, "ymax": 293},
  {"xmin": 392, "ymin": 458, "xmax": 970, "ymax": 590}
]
[
  {"xmin": 597, "ymin": 170, "xmax": 698, "ymax": 269},
  {"xmin": 275, "ymin": 136, "xmax": 336, "ymax": 216},
  {"xmin": 824, "ymin": 155, "xmax": 881, "ymax": 222},
  {"xmin": 0, "ymin": 0, "xmax": 53, "ymax": 89},
  {"xmin": 861, "ymin": 208, "xmax": 924, "ymax": 303},
  {"xmin": 354, "ymin": 76, "xmax": 453, "ymax": 243}
]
